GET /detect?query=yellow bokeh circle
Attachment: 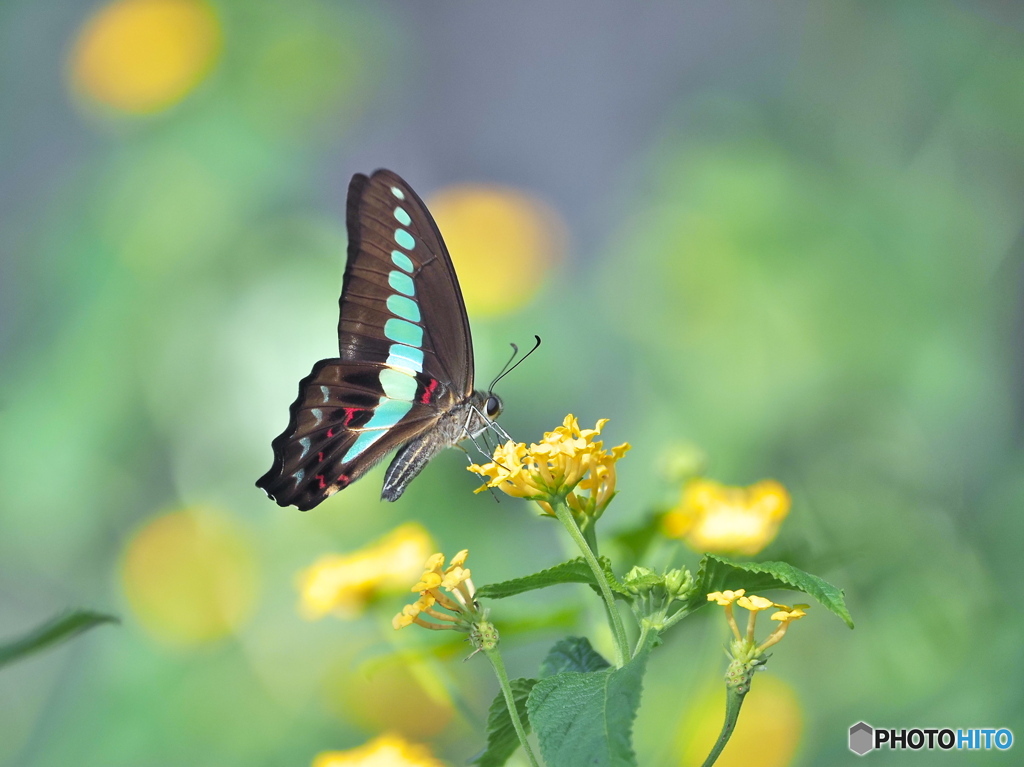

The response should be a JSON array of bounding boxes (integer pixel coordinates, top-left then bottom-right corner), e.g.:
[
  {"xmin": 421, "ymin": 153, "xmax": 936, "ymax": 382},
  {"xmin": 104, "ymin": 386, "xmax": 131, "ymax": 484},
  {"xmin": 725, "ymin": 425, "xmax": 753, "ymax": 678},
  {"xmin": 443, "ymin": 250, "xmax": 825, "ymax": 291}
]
[
  {"xmin": 328, "ymin": 654, "xmax": 453, "ymax": 740},
  {"xmin": 677, "ymin": 675, "xmax": 803, "ymax": 767},
  {"xmin": 70, "ymin": 0, "xmax": 221, "ymax": 114},
  {"xmin": 120, "ymin": 507, "xmax": 258, "ymax": 646},
  {"xmin": 426, "ymin": 184, "xmax": 564, "ymax": 316}
]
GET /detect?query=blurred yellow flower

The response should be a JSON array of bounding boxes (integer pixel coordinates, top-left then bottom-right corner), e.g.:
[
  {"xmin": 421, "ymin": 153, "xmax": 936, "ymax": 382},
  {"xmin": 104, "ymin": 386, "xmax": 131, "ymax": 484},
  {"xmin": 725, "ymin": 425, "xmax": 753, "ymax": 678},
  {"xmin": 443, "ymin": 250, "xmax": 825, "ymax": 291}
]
[
  {"xmin": 70, "ymin": 0, "xmax": 221, "ymax": 114},
  {"xmin": 328, "ymin": 654, "xmax": 453, "ymax": 740},
  {"xmin": 313, "ymin": 733, "xmax": 446, "ymax": 767},
  {"xmin": 120, "ymin": 507, "xmax": 257, "ymax": 646},
  {"xmin": 677, "ymin": 675, "xmax": 803, "ymax": 767},
  {"xmin": 662, "ymin": 478, "xmax": 790, "ymax": 556},
  {"xmin": 426, "ymin": 184, "xmax": 564, "ymax": 316},
  {"xmin": 469, "ymin": 415, "xmax": 630, "ymax": 520},
  {"xmin": 299, "ymin": 522, "xmax": 435, "ymax": 619},
  {"xmin": 393, "ymin": 550, "xmax": 476, "ymax": 631}
]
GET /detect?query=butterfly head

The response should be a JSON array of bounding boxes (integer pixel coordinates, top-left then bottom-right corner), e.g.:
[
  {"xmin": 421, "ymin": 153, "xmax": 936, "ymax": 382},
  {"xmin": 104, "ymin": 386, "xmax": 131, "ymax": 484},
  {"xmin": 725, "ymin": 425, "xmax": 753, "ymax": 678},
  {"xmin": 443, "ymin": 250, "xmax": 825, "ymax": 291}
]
[{"xmin": 484, "ymin": 394, "xmax": 503, "ymax": 420}]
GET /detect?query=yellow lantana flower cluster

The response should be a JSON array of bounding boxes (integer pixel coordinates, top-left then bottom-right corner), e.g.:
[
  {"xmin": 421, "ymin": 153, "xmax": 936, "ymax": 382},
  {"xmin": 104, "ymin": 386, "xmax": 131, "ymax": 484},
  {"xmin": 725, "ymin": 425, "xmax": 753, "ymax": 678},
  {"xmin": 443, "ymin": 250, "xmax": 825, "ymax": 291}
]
[
  {"xmin": 393, "ymin": 550, "xmax": 478, "ymax": 631},
  {"xmin": 663, "ymin": 479, "xmax": 790, "ymax": 556},
  {"xmin": 707, "ymin": 589, "xmax": 809, "ymax": 654},
  {"xmin": 299, "ymin": 523, "xmax": 434, "ymax": 619},
  {"xmin": 469, "ymin": 415, "xmax": 630, "ymax": 519}
]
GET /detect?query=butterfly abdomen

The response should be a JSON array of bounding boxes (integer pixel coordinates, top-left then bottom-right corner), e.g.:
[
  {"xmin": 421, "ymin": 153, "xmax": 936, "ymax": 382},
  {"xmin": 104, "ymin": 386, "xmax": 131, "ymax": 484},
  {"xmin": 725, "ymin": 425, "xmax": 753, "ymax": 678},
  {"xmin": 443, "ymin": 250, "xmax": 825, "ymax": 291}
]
[{"xmin": 380, "ymin": 396, "xmax": 492, "ymax": 501}]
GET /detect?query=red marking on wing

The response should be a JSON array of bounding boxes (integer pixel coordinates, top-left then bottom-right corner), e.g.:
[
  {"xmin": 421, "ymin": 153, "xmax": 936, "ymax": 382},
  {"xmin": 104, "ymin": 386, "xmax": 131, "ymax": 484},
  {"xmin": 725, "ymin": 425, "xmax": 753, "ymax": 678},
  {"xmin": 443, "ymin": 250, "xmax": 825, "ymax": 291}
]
[
  {"xmin": 337, "ymin": 473, "xmax": 350, "ymax": 486},
  {"xmin": 326, "ymin": 428, "xmax": 335, "ymax": 438},
  {"xmin": 343, "ymin": 407, "xmax": 360, "ymax": 426},
  {"xmin": 317, "ymin": 451, "xmax": 324, "ymax": 463},
  {"xmin": 316, "ymin": 474, "xmax": 326, "ymax": 489},
  {"xmin": 420, "ymin": 378, "xmax": 439, "ymax": 404}
]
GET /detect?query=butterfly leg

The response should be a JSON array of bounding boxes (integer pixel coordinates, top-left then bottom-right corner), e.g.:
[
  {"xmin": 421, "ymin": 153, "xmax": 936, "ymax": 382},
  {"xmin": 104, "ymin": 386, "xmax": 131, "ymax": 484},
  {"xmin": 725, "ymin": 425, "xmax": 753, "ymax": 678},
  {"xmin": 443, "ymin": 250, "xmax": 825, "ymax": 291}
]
[{"xmin": 468, "ymin": 403, "xmax": 514, "ymax": 443}]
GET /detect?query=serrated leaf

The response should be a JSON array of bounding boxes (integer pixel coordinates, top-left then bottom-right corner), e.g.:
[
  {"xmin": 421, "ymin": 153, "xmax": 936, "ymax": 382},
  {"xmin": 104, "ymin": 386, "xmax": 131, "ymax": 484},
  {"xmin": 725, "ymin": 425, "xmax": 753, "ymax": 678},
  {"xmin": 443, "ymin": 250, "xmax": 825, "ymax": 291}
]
[
  {"xmin": 539, "ymin": 636, "xmax": 611, "ymax": 677},
  {"xmin": 0, "ymin": 610, "xmax": 118, "ymax": 670},
  {"xmin": 470, "ymin": 677, "xmax": 537, "ymax": 767},
  {"xmin": 685, "ymin": 555, "xmax": 854, "ymax": 628},
  {"xmin": 478, "ymin": 557, "xmax": 630, "ymax": 600},
  {"xmin": 528, "ymin": 645, "xmax": 650, "ymax": 767}
]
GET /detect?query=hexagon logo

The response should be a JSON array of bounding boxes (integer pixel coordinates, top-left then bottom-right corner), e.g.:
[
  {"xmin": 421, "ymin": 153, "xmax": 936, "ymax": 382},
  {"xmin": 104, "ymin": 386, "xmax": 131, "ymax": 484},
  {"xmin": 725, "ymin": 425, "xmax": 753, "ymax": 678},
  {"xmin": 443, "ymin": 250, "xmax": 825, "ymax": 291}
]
[{"xmin": 849, "ymin": 721, "xmax": 874, "ymax": 755}]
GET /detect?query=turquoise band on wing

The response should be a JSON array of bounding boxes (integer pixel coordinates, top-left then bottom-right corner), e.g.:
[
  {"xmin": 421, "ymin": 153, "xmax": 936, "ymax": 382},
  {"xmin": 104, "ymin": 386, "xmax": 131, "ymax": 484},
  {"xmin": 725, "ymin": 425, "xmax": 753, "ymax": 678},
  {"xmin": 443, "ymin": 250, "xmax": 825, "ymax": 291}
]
[
  {"xmin": 388, "ymin": 270, "xmax": 415, "ymax": 296},
  {"xmin": 391, "ymin": 251, "xmax": 414, "ymax": 272},
  {"xmin": 379, "ymin": 368, "xmax": 418, "ymax": 401},
  {"xmin": 385, "ymin": 318, "xmax": 423, "ymax": 348},
  {"xmin": 391, "ymin": 186, "xmax": 405, "ymax": 200},
  {"xmin": 341, "ymin": 396, "xmax": 414, "ymax": 462},
  {"xmin": 394, "ymin": 207, "xmax": 412, "ymax": 226},
  {"xmin": 387, "ymin": 294, "xmax": 420, "ymax": 322},
  {"xmin": 386, "ymin": 344, "xmax": 423, "ymax": 373},
  {"xmin": 343, "ymin": 429, "xmax": 387, "ymax": 462},
  {"xmin": 395, "ymin": 228, "xmax": 415, "ymax": 250}
]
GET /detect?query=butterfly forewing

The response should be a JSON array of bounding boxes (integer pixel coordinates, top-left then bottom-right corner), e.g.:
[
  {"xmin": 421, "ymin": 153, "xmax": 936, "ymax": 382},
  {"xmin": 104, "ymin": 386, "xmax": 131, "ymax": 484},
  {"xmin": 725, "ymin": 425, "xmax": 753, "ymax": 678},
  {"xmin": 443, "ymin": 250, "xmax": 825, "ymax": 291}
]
[
  {"xmin": 341, "ymin": 170, "xmax": 474, "ymax": 397},
  {"xmin": 257, "ymin": 169, "xmax": 478, "ymax": 510}
]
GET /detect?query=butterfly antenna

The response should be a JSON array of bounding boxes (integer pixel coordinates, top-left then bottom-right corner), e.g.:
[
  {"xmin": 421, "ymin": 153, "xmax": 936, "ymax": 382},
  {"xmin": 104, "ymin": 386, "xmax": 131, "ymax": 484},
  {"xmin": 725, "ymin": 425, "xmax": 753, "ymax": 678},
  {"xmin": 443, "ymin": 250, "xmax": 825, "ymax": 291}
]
[{"xmin": 488, "ymin": 335, "xmax": 542, "ymax": 391}]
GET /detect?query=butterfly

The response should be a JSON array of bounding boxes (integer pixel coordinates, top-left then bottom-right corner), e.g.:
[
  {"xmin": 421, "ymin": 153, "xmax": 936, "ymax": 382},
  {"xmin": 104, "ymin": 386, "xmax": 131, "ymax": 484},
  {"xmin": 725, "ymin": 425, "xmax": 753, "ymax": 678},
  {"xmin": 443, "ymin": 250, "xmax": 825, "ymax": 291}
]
[{"xmin": 256, "ymin": 169, "xmax": 507, "ymax": 510}]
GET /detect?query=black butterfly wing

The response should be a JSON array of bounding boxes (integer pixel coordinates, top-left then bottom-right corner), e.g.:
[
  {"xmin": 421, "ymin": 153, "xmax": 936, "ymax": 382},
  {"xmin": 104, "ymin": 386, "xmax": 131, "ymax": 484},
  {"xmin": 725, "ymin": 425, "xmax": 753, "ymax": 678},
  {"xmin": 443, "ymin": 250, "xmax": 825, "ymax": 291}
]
[
  {"xmin": 257, "ymin": 169, "xmax": 474, "ymax": 510},
  {"xmin": 256, "ymin": 360, "xmax": 453, "ymax": 511},
  {"xmin": 340, "ymin": 169, "xmax": 474, "ymax": 398}
]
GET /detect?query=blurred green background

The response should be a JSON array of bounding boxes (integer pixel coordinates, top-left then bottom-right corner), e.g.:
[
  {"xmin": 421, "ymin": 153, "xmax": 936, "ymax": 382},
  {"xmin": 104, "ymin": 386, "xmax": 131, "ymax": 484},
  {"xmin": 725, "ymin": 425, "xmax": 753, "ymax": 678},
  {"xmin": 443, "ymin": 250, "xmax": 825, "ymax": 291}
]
[{"xmin": 2, "ymin": 1, "xmax": 1023, "ymax": 765}]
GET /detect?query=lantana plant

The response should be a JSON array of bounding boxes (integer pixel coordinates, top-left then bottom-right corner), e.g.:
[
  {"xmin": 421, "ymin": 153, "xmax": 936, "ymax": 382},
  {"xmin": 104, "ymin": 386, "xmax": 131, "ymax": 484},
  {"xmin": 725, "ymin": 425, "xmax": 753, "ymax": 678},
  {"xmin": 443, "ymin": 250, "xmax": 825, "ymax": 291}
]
[{"xmin": 310, "ymin": 415, "xmax": 853, "ymax": 767}]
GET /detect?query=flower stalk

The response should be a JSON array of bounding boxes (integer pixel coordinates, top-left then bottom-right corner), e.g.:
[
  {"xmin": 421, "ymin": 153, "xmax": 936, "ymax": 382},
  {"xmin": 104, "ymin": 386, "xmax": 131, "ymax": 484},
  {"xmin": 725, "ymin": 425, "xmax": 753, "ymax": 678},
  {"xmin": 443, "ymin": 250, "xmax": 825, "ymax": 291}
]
[
  {"xmin": 483, "ymin": 644, "xmax": 540, "ymax": 767},
  {"xmin": 551, "ymin": 498, "xmax": 630, "ymax": 667}
]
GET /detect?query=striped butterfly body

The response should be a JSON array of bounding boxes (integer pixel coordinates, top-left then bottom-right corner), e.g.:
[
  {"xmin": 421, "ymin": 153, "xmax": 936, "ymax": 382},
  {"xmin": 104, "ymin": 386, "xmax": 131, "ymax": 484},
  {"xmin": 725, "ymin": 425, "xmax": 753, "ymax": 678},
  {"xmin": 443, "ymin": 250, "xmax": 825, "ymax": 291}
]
[{"xmin": 257, "ymin": 169, "xmax": 502, "ymax": 510}]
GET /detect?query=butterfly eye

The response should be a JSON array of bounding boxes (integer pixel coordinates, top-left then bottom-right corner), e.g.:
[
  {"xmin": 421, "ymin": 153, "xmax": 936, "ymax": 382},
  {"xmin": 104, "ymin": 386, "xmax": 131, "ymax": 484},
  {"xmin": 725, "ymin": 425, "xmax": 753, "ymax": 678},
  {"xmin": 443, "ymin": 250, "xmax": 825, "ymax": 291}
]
[{"xmin": 485, "ymin": 395, "xmax": 502, "ymax": 419}]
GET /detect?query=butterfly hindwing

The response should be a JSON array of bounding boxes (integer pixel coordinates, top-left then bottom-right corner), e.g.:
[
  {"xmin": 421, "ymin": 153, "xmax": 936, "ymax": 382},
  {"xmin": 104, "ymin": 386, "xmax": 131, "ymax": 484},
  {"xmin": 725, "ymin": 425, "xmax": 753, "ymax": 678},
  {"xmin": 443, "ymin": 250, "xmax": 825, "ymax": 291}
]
[{"xmin": 256, "ymin": 359, "xmax": 452, "ymax": 510}]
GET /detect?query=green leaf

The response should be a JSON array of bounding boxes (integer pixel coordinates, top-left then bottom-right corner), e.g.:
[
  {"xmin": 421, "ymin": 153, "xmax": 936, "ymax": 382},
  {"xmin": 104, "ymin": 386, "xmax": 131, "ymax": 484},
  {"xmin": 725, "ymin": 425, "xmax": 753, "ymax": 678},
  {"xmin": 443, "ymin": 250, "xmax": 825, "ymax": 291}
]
[
  {"xmin": 528, "ymin": 645, "xmax": 650, "ymax": 767},
  {"xmin": 478, "ymin": 557, "xmax": 630, "ymax": 600},
  {"xmin": 539, "ymin": 636, "xmax": 611, "ymax": 677},
  {"xmin": 685, "ymin": 555, "xmax": 854, "ymax": 628},
  {"xmin": 470, "ymin": 677, "xmax": 537, "ymax": 767},
  {"xmin": 0, "ymin": 610, "xmax": 118, "ymax": 670}
]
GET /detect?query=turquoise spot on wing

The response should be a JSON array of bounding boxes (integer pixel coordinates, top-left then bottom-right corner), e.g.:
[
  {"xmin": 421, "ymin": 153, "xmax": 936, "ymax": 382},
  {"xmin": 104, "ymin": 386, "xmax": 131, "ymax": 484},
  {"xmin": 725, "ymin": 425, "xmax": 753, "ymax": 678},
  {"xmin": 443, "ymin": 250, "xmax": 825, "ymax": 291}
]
[
  {"xmin": 388, "ymin": 270, "xmax": 415, "ymax": 296},
  {"xmin": 298, "ymin": 437, "xmax": 311, "ymax": 458},
  {"xmin": 391, "ymin": 251, "xmax": 414, "ymax": 272},
  {"xmin": 395, "ymin": 228, "xmax": 415, "ymax": 250},
  {"xmin": 385, "ymin": 318, "xmax": 423, "ymax": 347},
  {"xmin": 387, "ymin": 294, "xmax": 421, "ymax": 322},
  {"xmin": 342, "ymin": 430, "xmax": 387, "ymax": 462},
  {"xmin": 394, "ymin": 207, "xmax": 412, "ymax": 226},
  {"xmin": 386, "ymin": 344, "xmax": 423, "ymax": 373},
  {"xmin": 320, "ymin": 385, "xmax": 330, "ymax": 403},
  {"xmin": 391, "ymin": 186, "xmax": 405, "ymax": 200},
  {"xmin": 311, "ymin": 408, "xmax": 324, "ymax": 424},
  {"xmin": 379, "ymin": 368, "xmax": 418, "ymax": 401}
]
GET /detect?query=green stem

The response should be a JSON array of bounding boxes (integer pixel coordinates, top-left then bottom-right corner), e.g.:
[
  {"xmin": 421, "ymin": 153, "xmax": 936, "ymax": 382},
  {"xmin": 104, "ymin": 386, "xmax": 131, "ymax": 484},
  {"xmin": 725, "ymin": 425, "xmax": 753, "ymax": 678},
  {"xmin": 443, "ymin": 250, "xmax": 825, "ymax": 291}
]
[
  {"xmin": 581, "ymin": 520, "xmax": 599, "ymax": 554},
  {"xmin": 634, "ymin": 622, "xmax": 651, "ymax": 660},
  {"xmin": 700, "ymin": 671, "xmax": 749, "ymax": 767},
  {"xmin": 551, "ymin": 499, "xmax": 629, "ymax": 667},
  {"xmin": 484, "ymin": 647, "xmax": 540, "ymax": 767}
]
